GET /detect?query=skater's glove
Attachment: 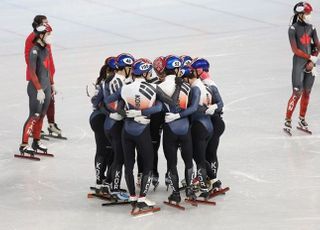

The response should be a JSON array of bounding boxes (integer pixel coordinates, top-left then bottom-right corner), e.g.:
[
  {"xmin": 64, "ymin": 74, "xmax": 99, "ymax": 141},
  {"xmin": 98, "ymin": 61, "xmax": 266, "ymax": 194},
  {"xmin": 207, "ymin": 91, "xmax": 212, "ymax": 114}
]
[
  {"xmin": 134, "ymin": 115, "xmax": 150, "ymax": 125},
  {"xmin": 309, "ymin": 55, "xmax": 318, "ymax": 64},
  {"xmin": 124, "ymin": 76, "xmax": 133, "ymax": 84},
  {"xmin": 126, "ymin": 109, "xmax": 142, "ymax": 118},
  {"xmin": 165, "ymin": 113, "xmax": 180, "ymax": 123},
  {"xmin": 51, "ymin": 84, "xmax": 58, "ymax": 95},
  {"xmin": 37, "ymin": 89, "xmax": 45, "ymax": 104},
  {"xmin": 175, "ymin": 77, "xmax": 184, "ymax": 86},
  {"xmin": 205, "ymin": 104, "xmax": 218, "ymax": 115},
  {"xmin": 109, "ymin": 112, "xmax": 123, "ymax": 121},
  {"xmin": 312, "ymin": 67, "xmax": 318, "ymax": 77}
]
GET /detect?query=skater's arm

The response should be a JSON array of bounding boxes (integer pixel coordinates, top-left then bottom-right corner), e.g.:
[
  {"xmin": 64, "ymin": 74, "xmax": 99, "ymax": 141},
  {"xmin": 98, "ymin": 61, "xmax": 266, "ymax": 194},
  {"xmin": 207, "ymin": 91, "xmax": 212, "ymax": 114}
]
[
  {"xmin": 288, "ymin": 26, "xmax": 310, "ymax": 59},
  {"xmin": 155, "ymin": 86, "xmax": 175, "ymax": 106},
  {"xmin": 28, "ymin": 47, "xmax": 42, "ymax": 90},
  {"xmin": 209, "ymin": 85, "xmax": 224, "ymax": 113},
  {"xmin": 104, "ymin": 89, "xmax": 121, "ymax": 112},
  {"xmin": 141, "ymin": 100, "xmax": 163, "ymax": 116},
  {"xmin": 312, "ymin": 27, "xmax": 320, "ymax": 54},
  {"xmin": 179, "ymin": 87, "xmax": 200, "ymax": 118},
  {"xmin": 91, "ymin": 85, "xmax": 104, "ymax": 109},
  {"xmin": 47, "ymin": 44, "xmax": 55, "ymax": 84}
]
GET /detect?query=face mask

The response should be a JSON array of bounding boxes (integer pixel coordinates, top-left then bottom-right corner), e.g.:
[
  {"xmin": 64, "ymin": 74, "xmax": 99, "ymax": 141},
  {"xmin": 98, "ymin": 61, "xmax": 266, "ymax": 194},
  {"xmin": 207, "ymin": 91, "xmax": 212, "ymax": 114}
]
[{"xmin": 304, "ymin": 14, "xmax": 312, "ymax": 24}]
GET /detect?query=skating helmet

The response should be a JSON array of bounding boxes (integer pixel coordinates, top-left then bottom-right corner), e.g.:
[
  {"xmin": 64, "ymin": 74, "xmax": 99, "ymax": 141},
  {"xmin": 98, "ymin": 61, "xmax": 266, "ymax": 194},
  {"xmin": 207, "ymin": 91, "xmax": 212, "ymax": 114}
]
[
  {"xmin": 105, "ymin": 56, "xmax": 118, "ymax": 70},
  {"xmin": 294, "ymin": 2, "xmax": 312, "ymax": 14},
  {"xmin": 179, "ymin": 65, "xmax": 193, "ymax": 79},
  {"xmin": 132, "ymin": 58, "xmax": 153, "ymax": 76},
  {"xmin": 116, "ymin": 53, "xmax": 135, "ymax": 68},
  {"xmin": 180, "ymin": 55, "xmax": 193, "ymax": 66},
  {"xmin": 153, "ymin": 56, "xmax": 166, "ymax": 75},
  {"xmin": 164, "ymin": 55, "xmax": 182, "ymax": 70},
  {"xmin": 190, "ymin": 58, "xmax": 210, "ymax": 72}
]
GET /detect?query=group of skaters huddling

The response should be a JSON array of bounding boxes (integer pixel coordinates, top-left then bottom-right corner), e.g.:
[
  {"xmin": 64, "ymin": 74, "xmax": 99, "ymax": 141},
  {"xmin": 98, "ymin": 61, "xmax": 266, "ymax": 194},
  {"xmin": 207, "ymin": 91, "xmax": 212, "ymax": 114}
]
[{"xmin": 88, "ymin": 53, "xmax": 228, "ymax": 215}]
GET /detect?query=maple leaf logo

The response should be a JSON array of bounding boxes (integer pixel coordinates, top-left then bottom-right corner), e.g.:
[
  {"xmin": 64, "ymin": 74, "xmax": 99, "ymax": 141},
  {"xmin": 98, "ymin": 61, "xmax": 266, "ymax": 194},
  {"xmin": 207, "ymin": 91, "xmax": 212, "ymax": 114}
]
[
  {"xmin": 43, "ymin": 57, "xmax": 49, "ymax": 70},
  {"xmin": 300, "ymin": 33, "xmax": 311, "ymax": 46}
]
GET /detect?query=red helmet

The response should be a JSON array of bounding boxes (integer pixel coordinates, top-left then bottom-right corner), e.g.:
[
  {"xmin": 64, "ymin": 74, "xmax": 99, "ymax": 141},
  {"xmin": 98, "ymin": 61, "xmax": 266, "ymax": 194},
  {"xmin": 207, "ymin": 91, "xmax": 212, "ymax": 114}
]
[
  {"xmin": 294, "ymin": 2, "xmax": 313, "ymax": 14},
  {"xmin": 153, "ymin": 56, "xmax": 166, "ymax": 75}
]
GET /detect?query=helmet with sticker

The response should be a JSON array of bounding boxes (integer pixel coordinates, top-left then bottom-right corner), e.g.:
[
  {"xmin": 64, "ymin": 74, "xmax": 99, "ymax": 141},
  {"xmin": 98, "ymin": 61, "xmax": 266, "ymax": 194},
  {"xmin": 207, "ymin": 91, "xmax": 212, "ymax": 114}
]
[
  {"xmin": 132, "ymin": 58, "xmax": 153, "ymax": 76},
  {"xmin": 190, "ymin": 58, "xmax": 210, "ymax": 71},
  {"xmin": 180, "ymin": 55, "xmax": 193, "ymax": 66},
  {"xmin": 164, "ymin": 55, "xmax": 182, "ymax": 70},
  {"xmin": 116, "ymin": 53, "xmax": 135, "ymax": 69},
  {"xmin": 294, "ymin": 2, "xmax": 312, "ymax": 14},
  {"xmin": 105, "ymin": 56, "xmax": 118, "ymax": 70},
  {"xmin": 179, "ymin": 65, "xmax": 193, "ymax": 79}
]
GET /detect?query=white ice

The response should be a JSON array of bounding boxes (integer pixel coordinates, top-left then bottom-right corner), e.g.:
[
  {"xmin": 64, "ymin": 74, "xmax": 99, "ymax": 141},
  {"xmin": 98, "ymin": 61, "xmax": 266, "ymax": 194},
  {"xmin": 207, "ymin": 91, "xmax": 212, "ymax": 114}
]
[{"xmin": 0, "ymin": 0, "xmax": 320, "ymax": 229}]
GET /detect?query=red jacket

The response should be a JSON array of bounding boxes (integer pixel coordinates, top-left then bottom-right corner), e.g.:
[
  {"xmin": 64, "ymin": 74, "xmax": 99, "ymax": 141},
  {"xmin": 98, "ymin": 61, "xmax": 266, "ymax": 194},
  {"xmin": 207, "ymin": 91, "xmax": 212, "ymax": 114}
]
[{"xmin": 25, "ymin": 32, "xmax": 55, "ymax": 84}]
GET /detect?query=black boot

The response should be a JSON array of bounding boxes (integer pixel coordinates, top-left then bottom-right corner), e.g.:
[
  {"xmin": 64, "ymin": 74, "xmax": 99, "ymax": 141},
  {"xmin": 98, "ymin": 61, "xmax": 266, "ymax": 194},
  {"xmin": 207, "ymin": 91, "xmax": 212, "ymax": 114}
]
[
  {"xmin": 167, "ymin": 169, "xmax": 180, "ymax": 193},
  {"xmin": 168, "ymin": 191, "xmax": 181, "ymax": 203},
  {"xmin": 32, "ymin": 139, "xmax": 47, "ymax": 153},
  {"xmin": 186, "ymin": 186, "xmax": 197, "ymax": 200},
  {"xmin": 140, "ymin": 171, "xmax": 153, "ymax": 197}
]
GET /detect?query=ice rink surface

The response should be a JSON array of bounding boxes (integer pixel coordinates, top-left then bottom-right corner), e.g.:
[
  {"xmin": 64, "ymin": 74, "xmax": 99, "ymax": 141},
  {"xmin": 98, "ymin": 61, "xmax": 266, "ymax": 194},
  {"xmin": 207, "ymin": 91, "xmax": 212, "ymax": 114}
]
[{"xmin": 1, "ymin": 0, "xmax": 320, "ymax": 229}]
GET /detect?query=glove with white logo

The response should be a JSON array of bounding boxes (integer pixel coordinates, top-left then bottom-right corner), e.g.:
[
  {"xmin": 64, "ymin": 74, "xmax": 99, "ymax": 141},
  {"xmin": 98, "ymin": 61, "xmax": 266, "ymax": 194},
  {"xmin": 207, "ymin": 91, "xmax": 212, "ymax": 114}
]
[
  {"xmin": 165, "ymin": 113, "xmax": 180, "ymax": 123},
  {"xmin": 126, "ymin": 109, "xmax": 142, "ymax": 118},
  {"xmin": 205, "ymin": 104, "xmax": 218, "ymax": 115},
  {"xmin": 309, "ymin": 55, "xmax": 318, "ymax": 64},
  {"xmin": 51, "ymin": 84, "xmax": 58, "ymax": 95},
  {"xmin": 109, "ymin": 112, "xmax": 123, "ymax": 121},
  {"xmin": 37, "ymin": 89, "xmax": 45, "ymax": 104},
  {"xmin": 134, "ymin": 115, "xmax": 150, "ymax": 125}
]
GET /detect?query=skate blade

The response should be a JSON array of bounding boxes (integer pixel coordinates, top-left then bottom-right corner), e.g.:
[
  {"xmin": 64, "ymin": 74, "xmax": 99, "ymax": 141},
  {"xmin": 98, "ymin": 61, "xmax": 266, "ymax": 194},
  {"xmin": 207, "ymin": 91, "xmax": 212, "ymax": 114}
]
[
  {"xmin": 163, "ymin": 201, "xmax": 185, "ymax": 210},
  {"xmin": 44, "ymin": 133, "xmax": 67, "ymax": 140},
  {"xmin": 283, "ymin": 128, "xmax": 292, "ymax": 136},
  {"xmin": 87, "ymin": 193, "xmax": 114, "ymax": 201},
  {"xmin": 14, "ymin": 154, "xmax": 40, "ymax": 161},
  {"xmin": 209, "ymin": 187, "xmax": 230, "ymax": 199},
  {"xmin": 296, "ymin": 126, "xmax": 312, "ymax": 134},
  {"xmin": 102, "ymin": 200, "xmax": 130, "ymax": 206},
  {"xmin": 131, "ymin": 206, "xmax": 160, "ymax": 216},
  {"xmin": 34, "ymin": 152, "xmax": 54, "ymax": 157},
  {"xmin": 153, "ymin": 182, "xmax": 159, "ymax": 192},
  {"xmin": 184, "ymin": 198, "xmax": 198, "ymax": 207},
  {"xmin": 193, "ymin": 198, "xmax": 216, "ymax": 206}
]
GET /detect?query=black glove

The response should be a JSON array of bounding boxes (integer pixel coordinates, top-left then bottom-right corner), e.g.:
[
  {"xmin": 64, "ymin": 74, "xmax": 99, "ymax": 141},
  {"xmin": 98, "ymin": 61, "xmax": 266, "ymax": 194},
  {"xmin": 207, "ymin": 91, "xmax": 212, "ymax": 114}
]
[{"xmin": 175, "ymin": 77, "xmax": 184, "ymax": 86}]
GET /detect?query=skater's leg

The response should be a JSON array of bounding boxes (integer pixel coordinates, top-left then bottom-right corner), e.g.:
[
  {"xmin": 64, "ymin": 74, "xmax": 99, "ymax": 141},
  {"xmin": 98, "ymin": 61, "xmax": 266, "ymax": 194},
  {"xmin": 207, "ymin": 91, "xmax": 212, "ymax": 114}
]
[
  {"xmin": 46, "ymin": 94, "xmax": 55, "ymax": 124},
  {"xmin": 135, "ymin": 127, "xmax": 154, "ymax": 197},
  {"xmin": 90, "ymin": 111, "xmax": 110, "ymax": 185},
  {"xmin": 33, "ymin": 87, "xmax": 51, "ymax": 140},
  {"xmin": 285, "ymin": 59, "xmax": 304, "ymax": 121},
  {"xmin": 300, "ymin": 72, "xmax": 315, "ymax": 119},
  {"xmin": 206, "ymin": 116, "xmax": 225, "ymax": 180},
  {"xmin": 109, "ymin": 121, "xmax": 125, "ymax": 190},
  {"xmin": 21, "ymin": 82, "xmax": 41, "ymax": 144},
  {"xmin": 122, "ymin": 129, "xmax": 137, "ymax": 196},
  {"xmin": 191, "ymin": 122, "xmax": 210, "ymax": 191}
]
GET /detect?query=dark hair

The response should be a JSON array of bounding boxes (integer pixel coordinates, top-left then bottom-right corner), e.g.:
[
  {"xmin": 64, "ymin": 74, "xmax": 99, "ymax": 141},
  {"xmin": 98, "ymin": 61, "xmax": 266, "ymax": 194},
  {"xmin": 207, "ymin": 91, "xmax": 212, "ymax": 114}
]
[
  {"xmin": 96, "ymin": 64, "xmax": 116, "ymax": 85},
  {"xmin": 164, "ymin": 68, "xmax": 178, "ymax": 76},
  {"xmin": 32, "ymin": 15, "xmax": 47, "ymax": 30},
  {"xmin": 291, "ymin": 14, "xmax": 300, "ymax": 25}
]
